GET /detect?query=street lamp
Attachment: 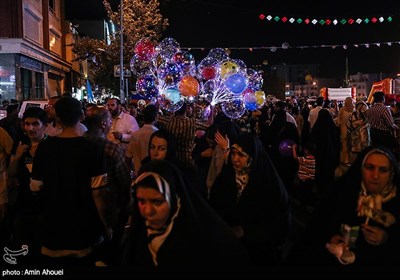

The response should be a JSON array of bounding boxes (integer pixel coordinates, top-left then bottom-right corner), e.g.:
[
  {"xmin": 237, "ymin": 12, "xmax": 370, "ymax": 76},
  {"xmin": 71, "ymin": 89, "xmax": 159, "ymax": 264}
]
[{"xmin": 119, "ymin": 0, "xmax": 125, "ymax": 103}]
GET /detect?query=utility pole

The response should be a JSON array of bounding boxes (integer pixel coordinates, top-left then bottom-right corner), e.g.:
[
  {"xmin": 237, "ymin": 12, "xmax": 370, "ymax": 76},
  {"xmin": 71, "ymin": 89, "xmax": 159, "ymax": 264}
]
[
  {"xmin": 344, "ymin": 56, "xmax": 349, "ymax": 87},
  {"xmin": 119, "ymin": 0, "xmax": 125, "ymax": 103}
]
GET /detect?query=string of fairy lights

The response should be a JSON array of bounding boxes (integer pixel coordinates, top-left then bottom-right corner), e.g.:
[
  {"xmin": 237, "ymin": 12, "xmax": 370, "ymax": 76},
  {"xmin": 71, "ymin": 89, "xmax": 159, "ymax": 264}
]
[{"xmin": 182, "ymin": 40, "xmax": 400, "ymax": 53}]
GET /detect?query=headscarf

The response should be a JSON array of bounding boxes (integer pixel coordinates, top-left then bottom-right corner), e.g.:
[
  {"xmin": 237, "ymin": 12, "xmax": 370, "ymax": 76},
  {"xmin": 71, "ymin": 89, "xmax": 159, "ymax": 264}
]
[
  {"xmin": 230, "ymin": 133, "xmax": 288, "ymax": 202},
  {"xmin": 209, "ymin": 133, "xmax": 291, "ymax": 264},
  {"xmin": 357, "ymin": 148, "xmax": 397, "ymax": 227},
  {"xmin": 338, "ymin": 146, "xmax": 400, "ymax": 191},
  {"xmin": 132, "ymin": 170, "xmax": 181, "ymax": 266},
  {"xmin": 231, "ymin": 143, "xmax": 251, "ymax": 200},
  {"xmin": 121, "ymin": 159, "xmax": 251, "ymax": 269},
  {"xmin": 355, "ymin": 100, "xmax": 368, "ymax": 118},
  {"xmin": 343, "ymin": 97, "xmax": 355, "ymax": 113}
]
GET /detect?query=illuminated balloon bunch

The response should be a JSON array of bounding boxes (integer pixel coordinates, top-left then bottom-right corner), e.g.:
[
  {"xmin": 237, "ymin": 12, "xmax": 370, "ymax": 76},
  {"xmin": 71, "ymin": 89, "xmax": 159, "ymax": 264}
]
[
  {"xmin": 196, "ymin": 48, "xmax": 266, "ymax": 118},
  {"xmin": 130, "ymin": 38, "xmax": 266, "ymax": 118},
  {"xmin": 196, "ymin": 50, "xmax": 244, "ymax": 118},
  {"xmin": 131, "ymin": 37, "xmax": 202, "ymax": 112}
]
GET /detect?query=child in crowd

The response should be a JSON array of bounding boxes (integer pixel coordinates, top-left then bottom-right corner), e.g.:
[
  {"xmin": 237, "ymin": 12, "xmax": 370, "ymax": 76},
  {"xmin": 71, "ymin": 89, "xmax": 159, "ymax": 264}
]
[{"xmin": 292, "ymin": 142, "xmax": 316, "ymax": 206}]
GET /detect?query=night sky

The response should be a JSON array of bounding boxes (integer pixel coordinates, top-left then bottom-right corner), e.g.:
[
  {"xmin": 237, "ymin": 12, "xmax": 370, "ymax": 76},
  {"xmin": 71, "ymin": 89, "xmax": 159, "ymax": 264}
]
[{"xmin": 65, "ymin": 0, "xmax": 400, "ymax": 78}]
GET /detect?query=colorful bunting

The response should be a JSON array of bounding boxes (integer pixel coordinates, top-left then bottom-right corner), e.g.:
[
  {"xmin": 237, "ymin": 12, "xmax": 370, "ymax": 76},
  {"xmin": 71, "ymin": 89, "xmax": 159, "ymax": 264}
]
[{"xmin": 259, "ymin": 13, "xmax": 394, "ymax": 26}]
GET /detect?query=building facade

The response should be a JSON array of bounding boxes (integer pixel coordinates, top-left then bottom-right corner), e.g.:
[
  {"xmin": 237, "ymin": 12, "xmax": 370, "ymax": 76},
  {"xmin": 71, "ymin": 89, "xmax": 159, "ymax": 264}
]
[{"xmin": 0, "ymin": 0, "xmax": 80, "ymax": 103}]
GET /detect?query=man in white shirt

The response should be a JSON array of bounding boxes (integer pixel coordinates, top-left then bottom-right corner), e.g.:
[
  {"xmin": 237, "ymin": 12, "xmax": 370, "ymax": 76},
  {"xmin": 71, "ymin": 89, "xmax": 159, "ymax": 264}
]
[
  {"xmin": 125, "ymin": 104, "xmax": 159, "ymax": 176},
  {"xmin": 45, "ymin": 96, "xmax": 87, "ymax": 136},
  {"xmin": 308, "ymin": 96, "xmax": 324, "ymax": 132},
  {"xmin": 106, "ymin": 97, "xmax": 139, "ymax": 152}
]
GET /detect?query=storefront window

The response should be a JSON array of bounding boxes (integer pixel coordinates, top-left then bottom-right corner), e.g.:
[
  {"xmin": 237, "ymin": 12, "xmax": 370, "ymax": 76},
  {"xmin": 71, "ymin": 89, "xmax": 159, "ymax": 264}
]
[
  {"xmin": 21, "ymin": 68, "xmax": 32, "ymax": 100},
  {"xmin": 0, "ymin": 54, "xmax": 16, "ymax": 102},
  {"xmin": 34, "ymin": 72, "xmax": 44, "ymax": 99}
]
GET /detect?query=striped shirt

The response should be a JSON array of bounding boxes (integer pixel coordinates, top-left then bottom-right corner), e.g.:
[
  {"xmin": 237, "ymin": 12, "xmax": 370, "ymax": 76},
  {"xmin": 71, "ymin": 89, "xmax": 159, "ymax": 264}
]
[
  {"xmin": 157, "ymin": 115, "xmax": 209, "ymax": 169},
  {"xmin": 365, "ymin": 103, "xmax": 396, "ymax": 132},
  {"xmin": 297, "ymin": 155, "xmax": 315, "ymax": 181}
]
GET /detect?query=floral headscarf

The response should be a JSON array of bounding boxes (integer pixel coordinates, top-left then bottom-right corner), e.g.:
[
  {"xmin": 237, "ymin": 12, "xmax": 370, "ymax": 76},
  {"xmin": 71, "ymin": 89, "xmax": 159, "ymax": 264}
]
[{"xmin": 357, "ymin": 148, "xmax": 397, "ymax": 227}]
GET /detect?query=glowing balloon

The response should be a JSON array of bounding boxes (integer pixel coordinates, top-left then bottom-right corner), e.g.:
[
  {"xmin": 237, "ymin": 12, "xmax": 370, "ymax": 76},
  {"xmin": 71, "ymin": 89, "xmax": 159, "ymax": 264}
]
[
  {"xmin": 197, "ymin": 56, "xmax": 218, "ymax": 81},
  {"xmin": 200, "ymin": 79, "xmax": 216, "ymax": 103},
  {"xmin": 136, "ymin": 74, "xmax": 158, "ymax": 97},
  {"xmin": 157, "ymin": 62, "xmax": 182, "ymax": 85},
  {"xmin": 243, "ymin": 92, "xmax": 257, "ymax": 111},
  {"xmin": 242, "ymin": 88, "xmax": 254, "ymax": 96},
  {"xmin": 221, "ymin": 98, "xmax": 245, "ymax": 119},
  {"xmin": 162, "ymin": 86, "xmax": 181, "ymax": 104},
  {"xmin": 224, "ymin": 73, "xmax": 248, "ymax": 94},
  {"xmin": 201, "ymin": 66, "xmax": 217, "ymax": 80},
  {"xmin": 173, "ymin": 51, "xmax": 195, "ymax": 75},
  {"xmin": 248, "ymin": 70, "xmax": 263, "ymax": 91},
  {"xmin": 182, "ymin": 52, "xmax": 195, "ymax": 67},
  {"xmin": 255, "ymin": 90, "xmax": 266, "ymax": 107},
  {"xmin": 130, "ymin": 54, "xmax": 154, "ymax": 76},
  {"xmin": 220, "ymin": 59, "xmax": 239, "ymax": 79},
  {"xmin": 232, "ymin": 59, "xmax": 247, "ymax": 74},
  {"xmin": 278, "ymin": 139, "xmax": 295, "ymax": 157},
  {"xmin": 134, "ymin": 38, "xmax": 156, "ymax": 60},
  {"xmin": 207, "ymin": 48, "xmax": 229, "ymax": 62},
  {"xmin": 179, "ymin": 76, "xmax": 200, "ymax": 97},
  {"xmin": 172, "ymin": 52, "xmax": 185, "ymax": 65},
  {"xmin": 157, "ymin": 95, "xmax": 184, "ymax": 113},
  {"xmin": 156, "ymin": 37, "xmax": 181, "ymax": 61},
  {"xmin": 305, "ymin": 74, "xmax": 313, "ymax": 82}
]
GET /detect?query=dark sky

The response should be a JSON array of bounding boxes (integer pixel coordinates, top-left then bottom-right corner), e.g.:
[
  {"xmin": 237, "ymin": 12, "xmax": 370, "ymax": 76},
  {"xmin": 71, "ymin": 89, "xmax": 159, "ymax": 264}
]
[{"xmin": 66, "ymin": 0, "xmax": 400, "ymax": 78}]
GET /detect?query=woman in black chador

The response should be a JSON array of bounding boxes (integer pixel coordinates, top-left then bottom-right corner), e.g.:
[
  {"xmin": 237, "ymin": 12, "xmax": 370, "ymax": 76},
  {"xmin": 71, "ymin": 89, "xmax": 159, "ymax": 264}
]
[
  {"xmin": 120, "ymin": 159, "xmax": 250, "ymax": 274},
  {"xmin": 209, "ymin": 133, "xmax": 291, "ymax": 265},
  {"xmin": 290, "ymin": 146, "xmax": 400, "ymax": 270}
]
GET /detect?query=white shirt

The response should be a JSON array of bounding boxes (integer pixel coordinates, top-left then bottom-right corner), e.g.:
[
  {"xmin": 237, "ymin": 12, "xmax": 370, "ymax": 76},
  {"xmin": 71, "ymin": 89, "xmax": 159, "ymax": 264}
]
[
  {"xmin": 107, "ymin": 111, "xmax": 139, "ymax": 151},
  {"xmin": 125, "ymin": 124, "xmax": 158, "ymax": 174},
  {"xmin": 45, "ymin": 121, "xmax": 87, "ymax": 137},
  {"xmin": 308, "ymin": 106, "xmax": 322, "ymax": 130}
]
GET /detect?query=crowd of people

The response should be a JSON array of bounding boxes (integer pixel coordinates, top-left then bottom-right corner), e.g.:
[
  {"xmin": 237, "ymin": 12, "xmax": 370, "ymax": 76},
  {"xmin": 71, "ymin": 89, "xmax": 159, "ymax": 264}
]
[{"xmin": 0, "ymin": 91, "xmax": 400, "ymax": 277}]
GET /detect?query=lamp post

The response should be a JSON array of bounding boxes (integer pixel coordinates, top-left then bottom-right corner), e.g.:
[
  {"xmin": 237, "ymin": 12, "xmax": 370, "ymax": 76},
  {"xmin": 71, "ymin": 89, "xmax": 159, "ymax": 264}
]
[{"xmin": 119, "ymin": 0, "xmax": 125, "ymax": 103}]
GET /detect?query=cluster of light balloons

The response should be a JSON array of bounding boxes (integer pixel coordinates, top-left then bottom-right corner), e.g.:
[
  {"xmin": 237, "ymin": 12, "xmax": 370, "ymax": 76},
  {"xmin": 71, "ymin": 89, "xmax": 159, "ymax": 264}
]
[{"xmin": 130, "ymin": 37, "xmax": 267, "ymax": 119}]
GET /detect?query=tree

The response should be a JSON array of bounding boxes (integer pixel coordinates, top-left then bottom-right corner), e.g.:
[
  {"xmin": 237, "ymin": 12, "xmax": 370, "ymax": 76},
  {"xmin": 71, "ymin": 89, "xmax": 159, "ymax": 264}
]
[{"xmin": 72, "ymin": 0, "xmax": 168, "ymax": 95}]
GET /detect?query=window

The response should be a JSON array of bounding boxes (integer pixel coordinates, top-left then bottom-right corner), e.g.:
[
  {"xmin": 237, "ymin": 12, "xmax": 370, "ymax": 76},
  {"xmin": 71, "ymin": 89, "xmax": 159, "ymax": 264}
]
[
  {"xmin": 23, "ymin": 4, "xmax": 43, "ymax": 46},
  {"xmin": 21, "ymin": 69, "xmax": 32, "ymax": 100},
  {"xmin": 34, "ymin": 72, "xmax": 44, "ymax": 99},
  {"xmin": 49, "ymin": 0, "xmax": 55, "ymax": 13},
  {"xmin": 49, "ymin": 27, "xmax": 62, "ymax": 55}
]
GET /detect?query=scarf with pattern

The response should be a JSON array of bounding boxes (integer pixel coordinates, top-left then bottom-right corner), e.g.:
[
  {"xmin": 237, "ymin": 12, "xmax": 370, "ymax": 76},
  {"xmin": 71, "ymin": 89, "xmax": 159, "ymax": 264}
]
[{"xmin": 357, "ymin": 149, "xmax": 397, "ymax": 227}]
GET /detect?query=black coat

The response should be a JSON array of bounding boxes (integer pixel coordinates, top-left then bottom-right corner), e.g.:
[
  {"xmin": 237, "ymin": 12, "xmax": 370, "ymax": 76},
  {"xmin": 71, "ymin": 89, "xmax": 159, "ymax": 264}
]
[
  {"xmin": 209, "ymin": 133, "xmax": 291, "ymax": 265},
  {"xmin": 120, "ymin": 160, "xmax": 250, "ymax": 274}
]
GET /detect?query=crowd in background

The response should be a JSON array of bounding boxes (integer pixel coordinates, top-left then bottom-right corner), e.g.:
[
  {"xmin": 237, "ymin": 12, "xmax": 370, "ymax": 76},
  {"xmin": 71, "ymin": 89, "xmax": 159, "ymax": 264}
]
[{"xmin": 0, "ymin": 92, "xmax": 400, "ymax": 277}]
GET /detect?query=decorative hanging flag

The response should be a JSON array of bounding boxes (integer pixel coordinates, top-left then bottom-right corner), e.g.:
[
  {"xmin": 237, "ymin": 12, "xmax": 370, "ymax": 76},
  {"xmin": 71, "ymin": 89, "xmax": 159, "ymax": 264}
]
[
  {"xmin": 86, "ymin": 79, "xmax": 94, "ymax": 103},
  {"xmin": 259, "ymin": 13, "xmax": 393, "ymax": 26}
]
